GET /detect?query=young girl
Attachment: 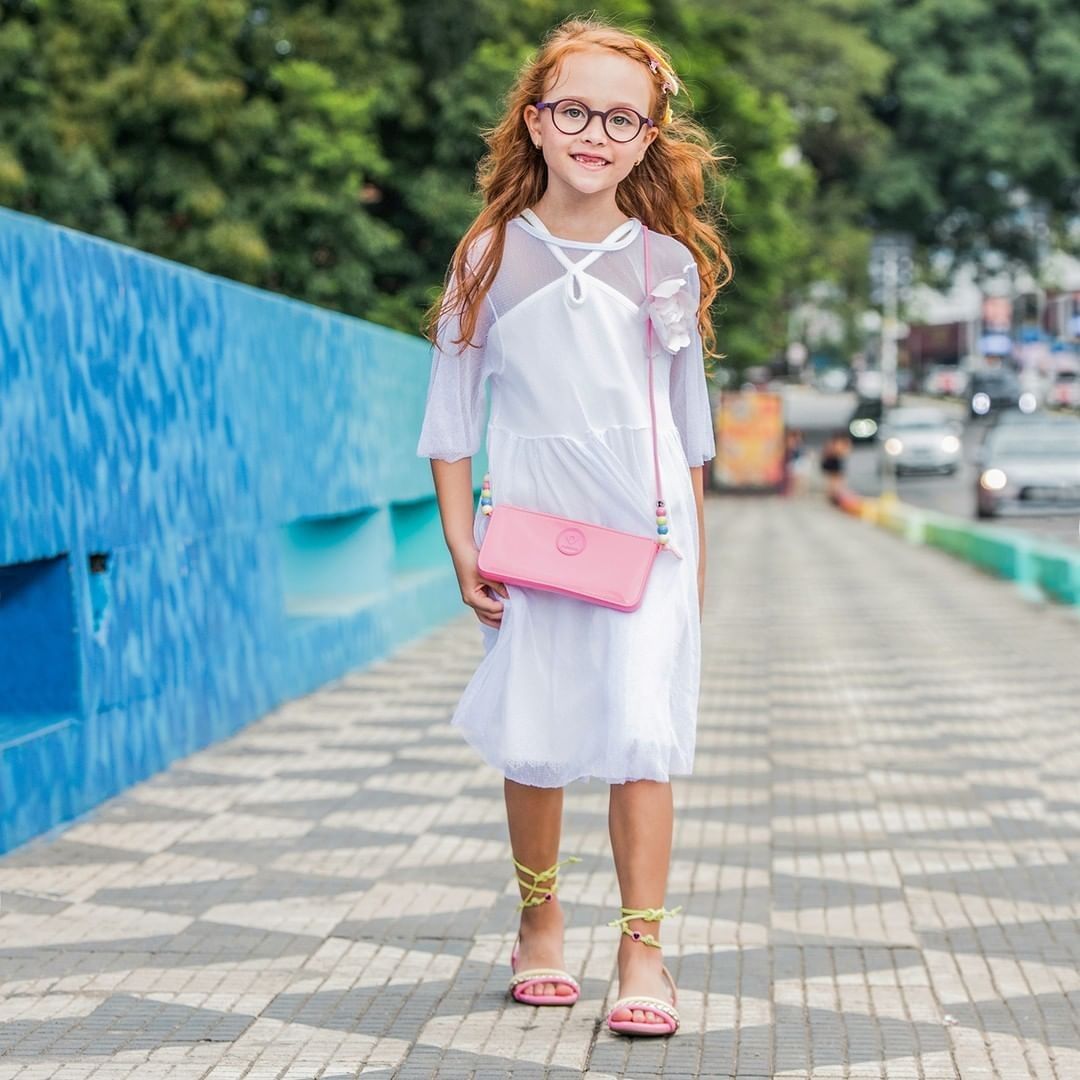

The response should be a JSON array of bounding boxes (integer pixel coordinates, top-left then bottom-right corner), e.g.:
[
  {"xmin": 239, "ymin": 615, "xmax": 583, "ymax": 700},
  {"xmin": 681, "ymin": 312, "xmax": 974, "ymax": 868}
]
[{"xmin": 415, "ymin": 17, "xmax": 730, "ymax": 1037}]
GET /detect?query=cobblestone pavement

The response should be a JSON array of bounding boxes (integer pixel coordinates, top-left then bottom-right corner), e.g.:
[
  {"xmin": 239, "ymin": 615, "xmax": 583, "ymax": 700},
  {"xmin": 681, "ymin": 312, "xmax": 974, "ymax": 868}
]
[{"xmin": 3, "ymin": 494, "xmax": 1080, "ymax": 1080}]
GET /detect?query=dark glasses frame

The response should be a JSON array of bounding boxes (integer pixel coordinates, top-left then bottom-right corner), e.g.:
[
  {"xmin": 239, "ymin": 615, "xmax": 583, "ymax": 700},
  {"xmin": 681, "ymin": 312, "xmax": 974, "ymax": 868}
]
[{"xmin": 535, "ymin": 98, "xmax": 655, "ymax": 142}]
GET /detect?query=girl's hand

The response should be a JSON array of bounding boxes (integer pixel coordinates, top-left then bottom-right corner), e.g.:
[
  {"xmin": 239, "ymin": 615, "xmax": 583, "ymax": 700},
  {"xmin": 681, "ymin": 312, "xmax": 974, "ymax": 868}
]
[{"xmin": 452, "ymin": 542, "xmax": 510, "ymax": 629}]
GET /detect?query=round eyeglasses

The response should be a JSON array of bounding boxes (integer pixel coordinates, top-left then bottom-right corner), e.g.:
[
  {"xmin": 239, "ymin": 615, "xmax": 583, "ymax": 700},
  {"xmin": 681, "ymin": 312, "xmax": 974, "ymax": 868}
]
[{"xmin": 535, "ymin": 98, "xmax": 654, "ymax": 143}]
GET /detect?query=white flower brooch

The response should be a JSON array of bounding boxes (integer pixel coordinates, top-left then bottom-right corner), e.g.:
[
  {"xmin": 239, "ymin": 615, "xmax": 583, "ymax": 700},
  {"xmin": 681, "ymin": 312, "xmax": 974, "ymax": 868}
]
[{"xmin": 643, "ymin": 276, "xmax": 695, "ymax": 353}]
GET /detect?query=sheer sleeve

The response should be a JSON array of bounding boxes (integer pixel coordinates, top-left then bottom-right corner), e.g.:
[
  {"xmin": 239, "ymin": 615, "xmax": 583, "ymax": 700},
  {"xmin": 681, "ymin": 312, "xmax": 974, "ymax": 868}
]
[
  {"xmin": 415, "ymin": 267, "xmax": 498, "ymax": 464},
  {"xmin": 669, "ymin": 261, "xmax": 717, "ymax": 466}
]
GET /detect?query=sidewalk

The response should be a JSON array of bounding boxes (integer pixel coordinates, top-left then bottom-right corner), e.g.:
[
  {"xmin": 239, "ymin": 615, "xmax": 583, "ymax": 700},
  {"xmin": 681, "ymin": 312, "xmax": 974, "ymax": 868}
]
[{"xmin": 2, "ymin": 492, "xmax": 1079, "ymax": 1079}]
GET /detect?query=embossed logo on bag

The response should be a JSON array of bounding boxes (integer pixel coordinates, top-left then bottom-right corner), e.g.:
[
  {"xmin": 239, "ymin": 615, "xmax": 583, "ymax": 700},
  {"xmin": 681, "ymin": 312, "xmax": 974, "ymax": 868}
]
[{"xmin": 556, "ymin": 527, "xmax": 587, "ymax": 556}]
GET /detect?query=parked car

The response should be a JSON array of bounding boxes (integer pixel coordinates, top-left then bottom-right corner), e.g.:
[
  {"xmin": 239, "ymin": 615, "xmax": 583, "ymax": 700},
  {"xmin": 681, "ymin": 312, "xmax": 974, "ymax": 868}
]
[
  {"xmin": 968, "ymin": 368, "xmax": 1035, "ymax": 418},
  {"xmin": 974, "ymin": 416, "xmax": 1080, "ymax": 518},
  {"xmin": 848, "ymin": 395, "xmax": 884, "ymax": 441},
  {"xmin": 877, "ymin": 407, "xmax": 964, "ymax": 476}
]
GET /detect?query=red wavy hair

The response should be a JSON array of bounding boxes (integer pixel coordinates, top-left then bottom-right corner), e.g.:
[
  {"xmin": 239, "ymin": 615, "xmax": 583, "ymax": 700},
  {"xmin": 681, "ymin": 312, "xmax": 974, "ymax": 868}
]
[{"xmin": 423, "ymin": 16, "xmax": 733, "ymax": 358}]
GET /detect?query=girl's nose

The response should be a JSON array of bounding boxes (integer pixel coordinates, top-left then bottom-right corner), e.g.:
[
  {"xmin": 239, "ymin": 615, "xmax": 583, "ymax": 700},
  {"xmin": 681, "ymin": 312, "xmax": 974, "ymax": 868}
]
[{"xmin": 582, "ymin": 114, "xmax": 607, "ymax": 141}]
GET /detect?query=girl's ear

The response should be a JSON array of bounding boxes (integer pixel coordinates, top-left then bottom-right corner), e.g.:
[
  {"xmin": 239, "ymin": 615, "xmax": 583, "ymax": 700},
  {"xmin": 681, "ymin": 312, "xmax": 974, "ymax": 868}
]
[{"xmin": 522, "ymin": 104, "xmax": 542, "ymax": 147}]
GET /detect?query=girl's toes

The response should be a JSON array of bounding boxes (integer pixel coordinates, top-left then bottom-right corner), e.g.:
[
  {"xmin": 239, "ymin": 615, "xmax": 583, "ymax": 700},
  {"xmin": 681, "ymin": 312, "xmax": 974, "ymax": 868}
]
[
  {"xmin": 611, "ymin": 1004, "xmax": 632, "ymax": 1023},
  {"xmin": 541, "ymin": 982, "xmax": 556, "ymax": 996},
  {"xmin": 555, "ymin": 983, "xmax": 575, "ymax": 996},
  {"xmin": 632, "ymin": 1008, "xmax": 646, "ymax": 1023}
]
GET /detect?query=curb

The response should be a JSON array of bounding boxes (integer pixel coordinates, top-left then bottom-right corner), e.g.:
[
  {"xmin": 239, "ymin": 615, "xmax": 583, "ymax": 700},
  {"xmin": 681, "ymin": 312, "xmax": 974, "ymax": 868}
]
[{"xmin": 829, "ymin": 487, "xmax": 1080, "ymax": 608}]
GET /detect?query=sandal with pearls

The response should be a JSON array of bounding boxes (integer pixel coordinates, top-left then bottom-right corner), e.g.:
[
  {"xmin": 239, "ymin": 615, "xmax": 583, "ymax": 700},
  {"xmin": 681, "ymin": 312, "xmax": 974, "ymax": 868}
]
[
  {"xmin": 507, "ymin": 854, "xmax": 582, "ymax": 1006},
  {"xmin": 605, "ymin": 905, "xmax": 682, "ymax": 1036}
]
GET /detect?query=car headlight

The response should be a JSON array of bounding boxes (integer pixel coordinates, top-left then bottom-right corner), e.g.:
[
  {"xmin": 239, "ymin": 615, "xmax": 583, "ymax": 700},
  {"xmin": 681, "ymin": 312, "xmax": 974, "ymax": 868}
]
[
  {"xmin": 979, "ymin": 468, "xmax": 1008, "ymax": 491},
  {"xmin": 972, "ymin": 392, "xmax": 990, "ymax": 414},
  {"xmin": 850, "ymin": 418, "xmax": 877, "ymax": 438},
  {"xmin": 884, "ymin": 437, "xmax": 903, "ymax": 456},
  {"xmin": 1018, "ymin": 391, "xmax": 1037, "ymax": 413},
  {"xmin": 941, "ymin": 435, "xmax": 961, "ymax": 453}
]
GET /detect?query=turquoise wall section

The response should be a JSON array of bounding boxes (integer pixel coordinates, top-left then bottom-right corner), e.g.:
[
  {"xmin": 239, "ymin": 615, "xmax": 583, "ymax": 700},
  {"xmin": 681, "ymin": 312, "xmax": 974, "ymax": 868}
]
[{"xmin": 0, "ymin": 207, "xmax": 481, "ymax": 854}]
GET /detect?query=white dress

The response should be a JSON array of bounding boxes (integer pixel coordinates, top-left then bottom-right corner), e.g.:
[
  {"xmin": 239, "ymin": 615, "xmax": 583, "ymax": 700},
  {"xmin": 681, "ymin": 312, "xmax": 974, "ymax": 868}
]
[{"xmin": 415, "ymin": 210, "xmax": 716, "ymax": 787}]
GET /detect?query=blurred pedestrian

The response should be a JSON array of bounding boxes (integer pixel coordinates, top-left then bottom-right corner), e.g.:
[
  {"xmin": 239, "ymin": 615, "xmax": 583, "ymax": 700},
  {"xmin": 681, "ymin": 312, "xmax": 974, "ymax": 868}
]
[
  {"xmin": 416, "ymin": 16, "xmax": 728, "ymax": 1040},
  {"xmin": 820, "ymin": 429, "xmax": 851, "ymax": 500},
  {"xmin": 782, "ymin": 428, "xmax": 805, "ymax": 495}
]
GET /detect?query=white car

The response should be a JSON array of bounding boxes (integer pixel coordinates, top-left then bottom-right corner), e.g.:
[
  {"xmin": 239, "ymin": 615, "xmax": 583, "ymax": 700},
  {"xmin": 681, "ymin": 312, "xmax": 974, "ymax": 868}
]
[
  {"xmin": 975, "ymin": 416, "xmax": 1080, "ymax": 517},
  {"xmin": 877, "ymin": 407, "xmax": 964, "ymax": 476}
]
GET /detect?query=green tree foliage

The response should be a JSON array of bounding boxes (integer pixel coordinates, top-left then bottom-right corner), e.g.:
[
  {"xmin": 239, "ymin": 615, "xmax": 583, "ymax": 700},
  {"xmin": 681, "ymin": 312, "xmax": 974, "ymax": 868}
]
[
  {"xmin": 863, "ymin": 0, "xmax": 1080, "ymax": 275},
  {"xmin": 0, "ymin": 0, "xmax": 834, "ymax": 366},
  {"xmin": 1, "ymin": 0, "xmax": 404, "ymax": 314},
  {"xmin": 12, "ymin": 1, "xmax": 1069, "ymax": 368}
]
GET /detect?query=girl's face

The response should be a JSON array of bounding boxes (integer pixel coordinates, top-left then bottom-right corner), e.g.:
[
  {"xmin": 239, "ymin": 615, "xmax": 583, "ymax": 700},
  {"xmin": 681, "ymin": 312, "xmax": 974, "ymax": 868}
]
[{"xmin": 523, "ymin": 48, "xmax": 659, "ymax": 202}]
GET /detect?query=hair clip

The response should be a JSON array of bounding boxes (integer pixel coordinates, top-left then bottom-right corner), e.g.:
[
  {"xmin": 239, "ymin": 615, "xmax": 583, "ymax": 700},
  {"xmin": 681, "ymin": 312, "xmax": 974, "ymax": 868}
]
[{"xmin": 648, "ymin": 58, "xmax": 660, "ymax": 73}]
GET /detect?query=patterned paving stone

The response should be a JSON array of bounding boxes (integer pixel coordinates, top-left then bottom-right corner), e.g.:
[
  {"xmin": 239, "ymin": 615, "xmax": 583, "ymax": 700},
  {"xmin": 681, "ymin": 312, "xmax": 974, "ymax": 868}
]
[{"xmin": 2, "ymin": 494, "xmax": 1080, "ymax": 1078}]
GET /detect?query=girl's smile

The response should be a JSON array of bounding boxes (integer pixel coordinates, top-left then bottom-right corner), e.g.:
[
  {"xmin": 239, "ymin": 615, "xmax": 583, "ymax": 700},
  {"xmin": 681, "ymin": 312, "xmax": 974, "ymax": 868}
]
[{"xmin": 571, "ymin": 152, "xmax": 611, "ymax": 168}]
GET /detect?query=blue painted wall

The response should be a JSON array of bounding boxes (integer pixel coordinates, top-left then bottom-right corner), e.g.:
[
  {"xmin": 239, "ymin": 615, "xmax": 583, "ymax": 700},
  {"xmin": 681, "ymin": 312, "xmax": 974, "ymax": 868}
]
[{"xmin": 0, "ymin": 207, "xmax": 482, "ymax": 854}]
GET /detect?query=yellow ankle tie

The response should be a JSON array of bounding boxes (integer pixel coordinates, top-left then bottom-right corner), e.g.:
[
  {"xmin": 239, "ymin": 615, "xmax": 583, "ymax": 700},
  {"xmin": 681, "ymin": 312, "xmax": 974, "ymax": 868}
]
[
  {"xmin": 512, "ymin": 854, "xmax": 582, "ymax": 911},
  {"xmin": 608, "ymin": 904, "xmax": 682, "ymax": 948}
]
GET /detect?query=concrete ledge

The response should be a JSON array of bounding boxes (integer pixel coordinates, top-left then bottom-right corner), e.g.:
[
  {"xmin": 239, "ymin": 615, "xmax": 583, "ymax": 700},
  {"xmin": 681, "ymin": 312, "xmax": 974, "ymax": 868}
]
[{"xmin": 830, "ymin": 487, "xmax": 1080, "ymax": 608}]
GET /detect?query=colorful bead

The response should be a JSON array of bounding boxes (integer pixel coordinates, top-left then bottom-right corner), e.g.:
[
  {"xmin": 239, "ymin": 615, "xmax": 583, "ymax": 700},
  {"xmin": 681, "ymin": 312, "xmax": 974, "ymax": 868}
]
[
  {"xmin": 656, "ymin": 516, "xmax": 667, "ymax": 525},
  {"xmin": 481, "ymin": 472, "xmax": 494, "ymax": 516},
  {"xmin": 657, "ymin": 534, "xmax": 669, "ymax": 545},
  {"xmin": 657, "ymin": 525, "xmax": 669, "ymax": 534}
]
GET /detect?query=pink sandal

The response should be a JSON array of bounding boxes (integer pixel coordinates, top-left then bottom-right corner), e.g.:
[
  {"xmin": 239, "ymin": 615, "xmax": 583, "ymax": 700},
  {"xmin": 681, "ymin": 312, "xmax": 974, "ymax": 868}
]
[
  {"xmin": 605, "ymin": 905, "xmax": 682, "ymax": 1036},
  {"xmin": 506, "ymin": 854, "xmax": 581, "ymax": 1007}
]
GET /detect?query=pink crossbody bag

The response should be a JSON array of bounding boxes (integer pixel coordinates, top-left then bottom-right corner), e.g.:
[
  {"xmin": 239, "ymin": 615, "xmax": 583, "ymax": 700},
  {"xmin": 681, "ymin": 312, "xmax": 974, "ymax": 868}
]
[{"xmin": 475, "ymin": 224, "xmax": 671, "ymax": 612}]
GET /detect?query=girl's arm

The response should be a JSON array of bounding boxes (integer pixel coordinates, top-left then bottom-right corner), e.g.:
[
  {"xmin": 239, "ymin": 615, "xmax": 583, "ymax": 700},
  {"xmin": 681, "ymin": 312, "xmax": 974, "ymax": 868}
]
[
  {"xmin": 416, "ymin": 233, "xmax": 507, "ymax": 628},
  {"xmin": 429, "ymin": 457, "xmax": 507, "ymax": 629},
  {"xmin": 691, "ymin": 464, "xmax": 706, "ymax": 620}
]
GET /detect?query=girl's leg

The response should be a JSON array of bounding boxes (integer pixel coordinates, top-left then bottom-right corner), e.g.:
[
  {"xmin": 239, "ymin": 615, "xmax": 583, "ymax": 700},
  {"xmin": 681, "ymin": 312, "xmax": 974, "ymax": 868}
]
[
  {"xmin": 608, "ymin": 779, "xmax": 675, "ymax": 1024},
  {"xmin": 505, "ymin": 777, "xmax": 574, "ymax": 997}
]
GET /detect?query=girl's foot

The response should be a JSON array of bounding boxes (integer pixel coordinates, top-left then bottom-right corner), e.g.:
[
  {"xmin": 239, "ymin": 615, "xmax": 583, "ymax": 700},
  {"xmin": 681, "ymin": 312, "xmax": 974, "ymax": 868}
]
[
  {"xmin": 610, "ymin": 934, "xmax": 676, "ymax": 1024},
  {"xmin": 513, "ymin": 898, "xmax": 574, "ymax": 998}
]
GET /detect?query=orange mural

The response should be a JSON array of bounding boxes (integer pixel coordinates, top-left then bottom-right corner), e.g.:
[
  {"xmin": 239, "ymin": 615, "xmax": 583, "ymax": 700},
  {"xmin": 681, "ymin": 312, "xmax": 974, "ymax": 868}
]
[{"xmin": 712, "ymin": 391, "xmax": 785, "ymax": 490}]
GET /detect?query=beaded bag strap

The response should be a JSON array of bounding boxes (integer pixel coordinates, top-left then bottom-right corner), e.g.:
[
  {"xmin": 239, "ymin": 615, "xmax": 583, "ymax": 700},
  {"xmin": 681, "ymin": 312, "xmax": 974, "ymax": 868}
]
[
  {"xmin": 512, "ymin": 854, "xmax": 582, "ymax": 911},
  {"xmin": 608, "ymin": 904, "xmax": 683, "ymax": 948}
]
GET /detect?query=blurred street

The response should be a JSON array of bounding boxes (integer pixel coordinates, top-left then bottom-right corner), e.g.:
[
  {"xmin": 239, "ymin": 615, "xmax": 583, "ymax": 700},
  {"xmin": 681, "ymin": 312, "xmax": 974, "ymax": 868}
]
[
  {"xmin": 2, "ymin": 489, "xmax": 1079, "ymax": 1079},
  {"xmin": 784, "ymin": 386, "xmax": 1080, "ymax": 550}
]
